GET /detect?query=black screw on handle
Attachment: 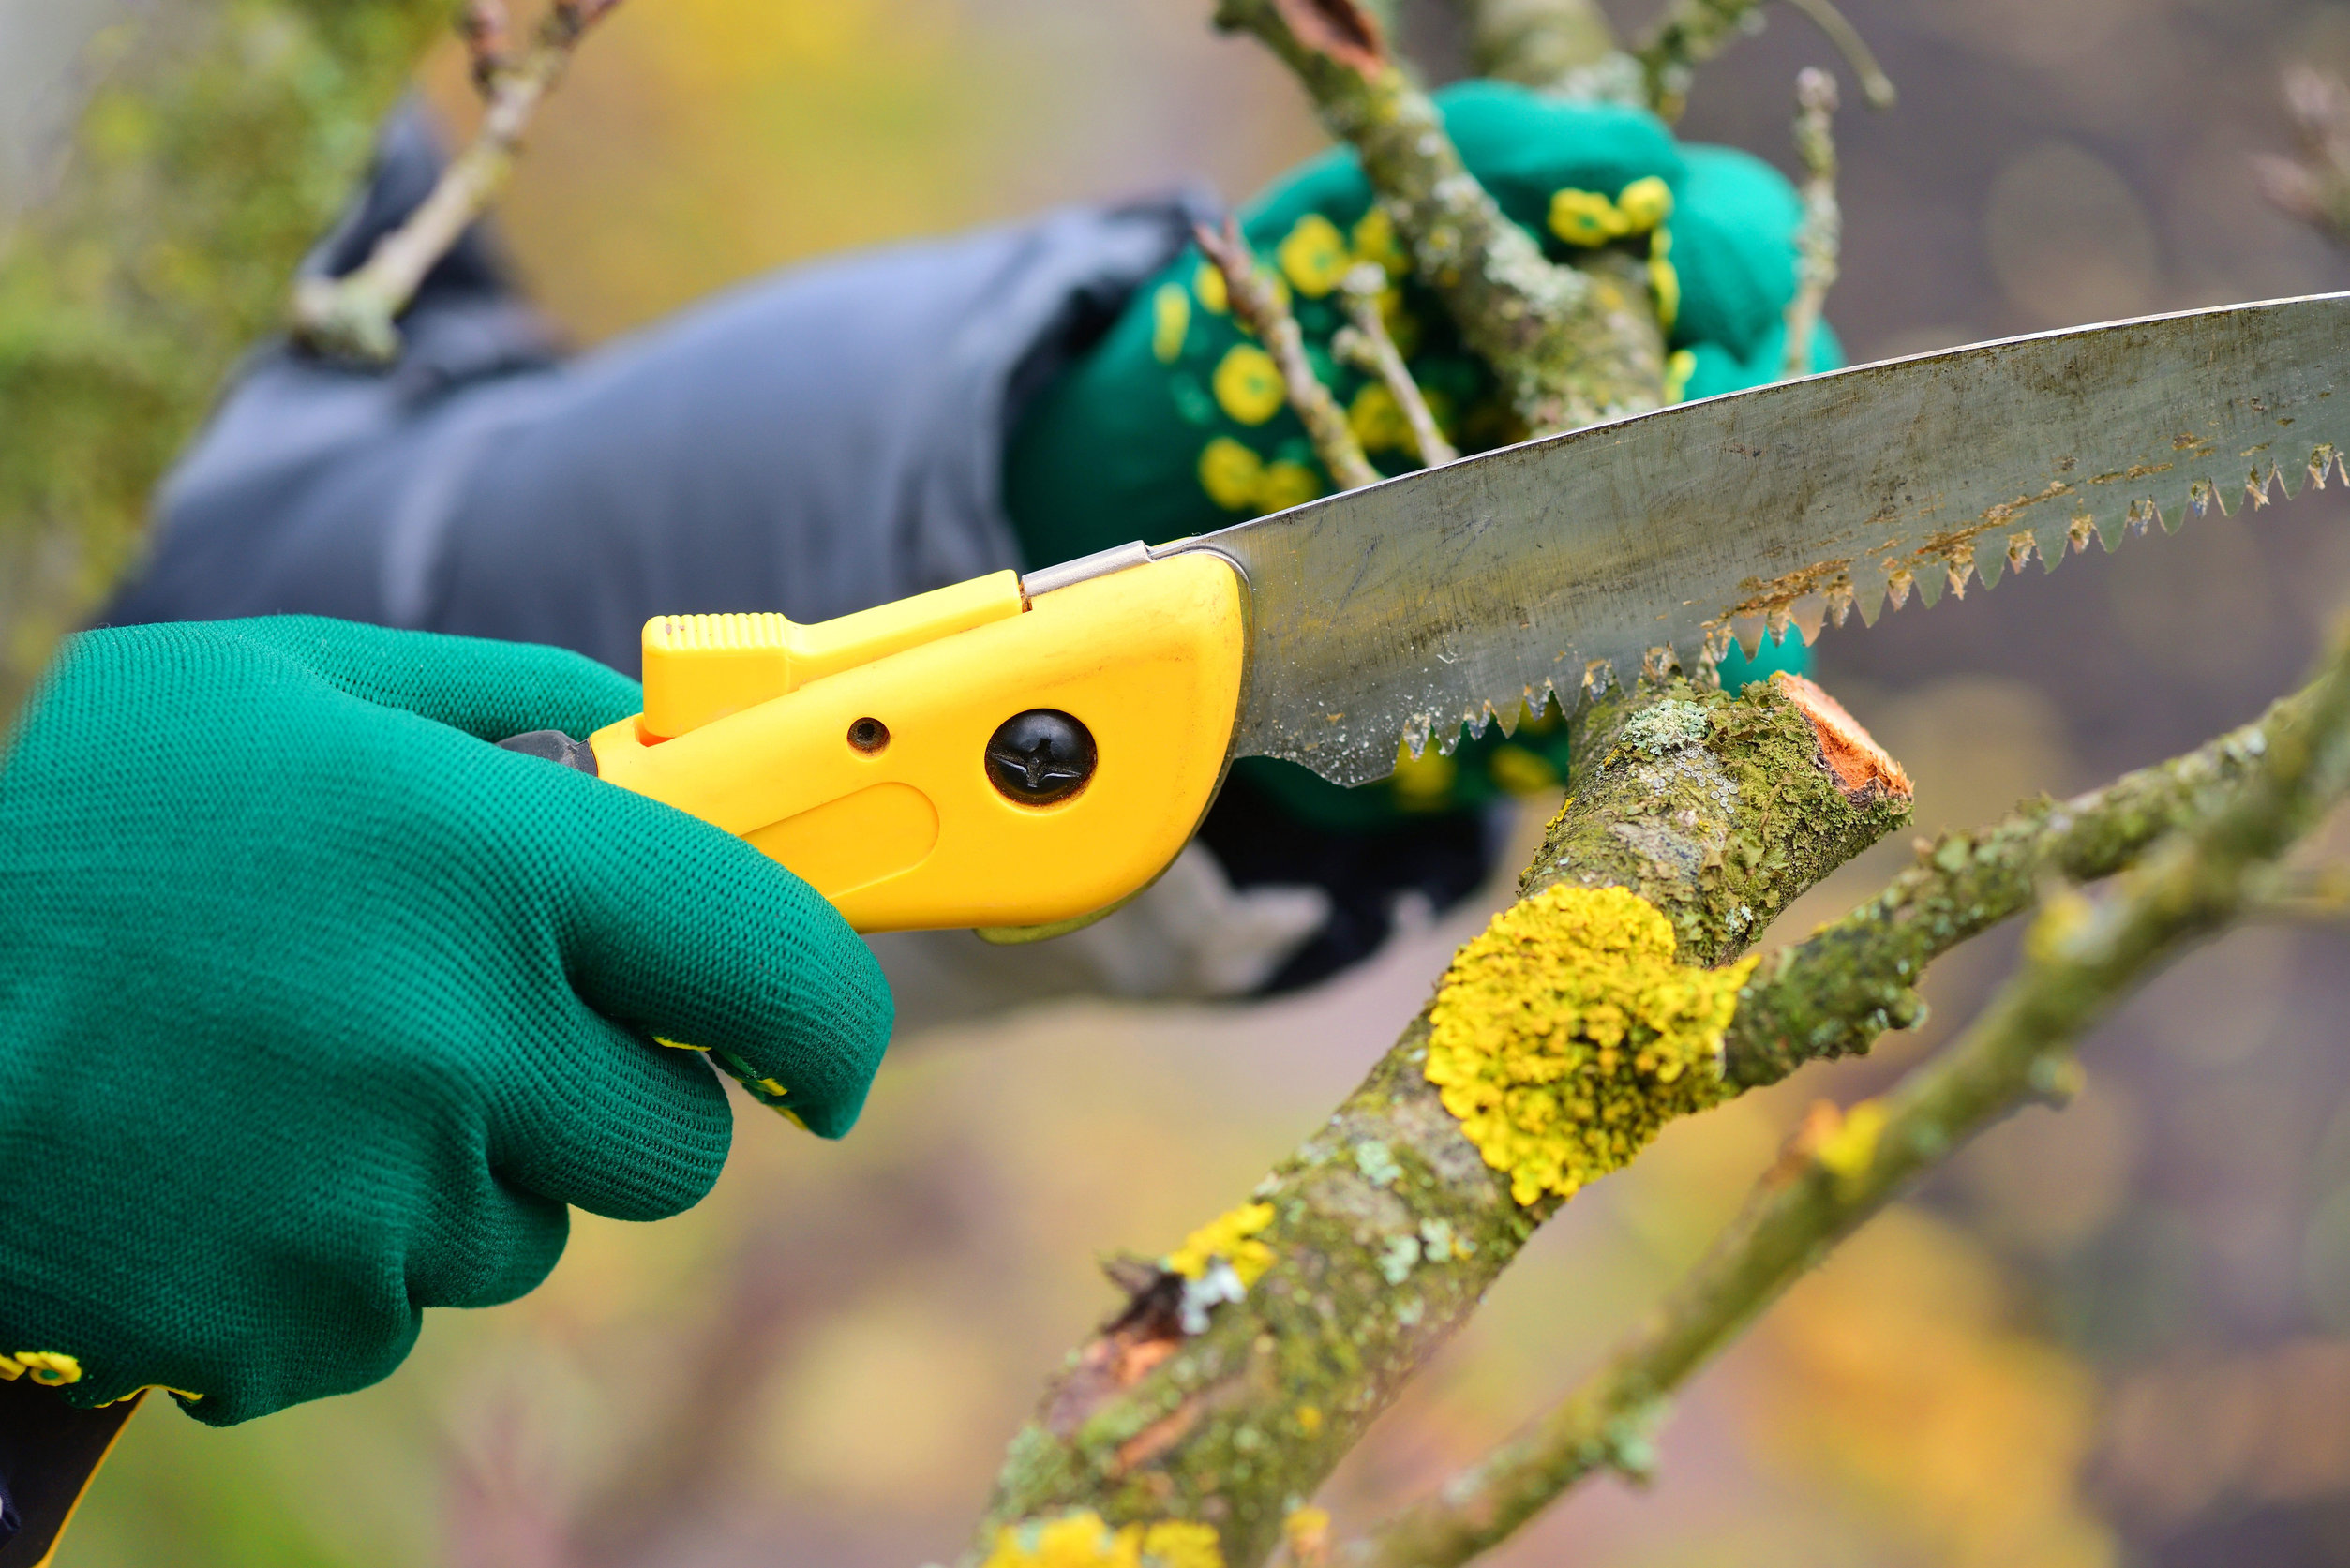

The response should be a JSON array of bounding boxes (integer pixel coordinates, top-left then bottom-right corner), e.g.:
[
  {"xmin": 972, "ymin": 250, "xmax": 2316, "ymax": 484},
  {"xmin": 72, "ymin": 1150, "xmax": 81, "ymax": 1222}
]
[
  {"xmin": 984, "ymin": 709, "xmax": 1096, "ymax": 804},
  {"xmin": 497, "ymin": 730, "xmax": 599, "ymax": 776}
]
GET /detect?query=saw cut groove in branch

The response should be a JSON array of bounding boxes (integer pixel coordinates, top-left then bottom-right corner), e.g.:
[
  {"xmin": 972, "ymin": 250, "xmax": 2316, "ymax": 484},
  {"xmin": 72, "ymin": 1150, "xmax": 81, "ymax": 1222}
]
[
  {"xmin": 969, "ymin": 674, "xmax": 1911, "ymax": 1568},
  {"xmin": 291, "ymin": 0, "xmax": 628, "ymax": 363},
  {"xmin": 1357, "ymin": 629, "xmax": 2350, "ymax": 1568},
  {"xmin": 1781, "ymin": 67, "xmax": 1840, "ymax": 379},
  {"xmin": 1333, "ymin": 263, "xmax": 1456, "ymax": 468},
  {"xmin": 1214, "ymin": 0, "xmax": 1668, "ymax": 435},
  {"xmin": 1195, "ymin": 220, "xmax": 1381, "ymax": 492}
]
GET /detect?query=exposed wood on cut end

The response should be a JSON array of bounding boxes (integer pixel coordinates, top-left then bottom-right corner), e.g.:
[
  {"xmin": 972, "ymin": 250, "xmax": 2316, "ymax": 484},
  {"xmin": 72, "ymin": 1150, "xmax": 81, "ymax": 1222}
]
[
  {"xmin": 1772, "ymin": 672, "xmax": 1912, "ymax": 802},
  {"xmin": 1274, "ymin": 0, "xmax": 1385, "ymax": 72}
]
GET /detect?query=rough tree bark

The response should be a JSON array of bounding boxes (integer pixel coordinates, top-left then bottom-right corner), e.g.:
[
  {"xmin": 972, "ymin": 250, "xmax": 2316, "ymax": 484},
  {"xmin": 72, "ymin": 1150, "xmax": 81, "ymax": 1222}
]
[{"xmin": 969, "ymin": 676, "xmax": 1913, "ymax": 1567}]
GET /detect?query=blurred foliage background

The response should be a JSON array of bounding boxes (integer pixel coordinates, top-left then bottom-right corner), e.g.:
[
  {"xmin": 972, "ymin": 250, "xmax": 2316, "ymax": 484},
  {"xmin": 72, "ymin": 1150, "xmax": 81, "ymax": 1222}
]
[{"xmin": 13, "ymin": 0, "xmax": 2350, "ymax": 1564}]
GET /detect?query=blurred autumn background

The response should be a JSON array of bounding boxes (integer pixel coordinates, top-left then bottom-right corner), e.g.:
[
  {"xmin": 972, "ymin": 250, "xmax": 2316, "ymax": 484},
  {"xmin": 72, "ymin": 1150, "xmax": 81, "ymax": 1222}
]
[{"xmin": 11, "ymin": 0, "xmax": 2350, "ymax": 1564}]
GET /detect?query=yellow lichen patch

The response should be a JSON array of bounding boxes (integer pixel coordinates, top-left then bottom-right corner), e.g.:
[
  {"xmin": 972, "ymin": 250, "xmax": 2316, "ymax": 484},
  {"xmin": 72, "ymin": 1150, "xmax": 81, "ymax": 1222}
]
[
  {"xmin": 1165, "ymin": 1202, "xmax": 1277, "ymax": 1287},
  {"xmin": 1278, "ymin": 213, "xmax": 1352, "ymax": 297},
  {"xmin": 980, "ymin": 1511, "xmax": 1224, "ymax": 1568},
  {"xmin": 1282, "ymin": 1506, "xmax": 1332, "ymax": 1563},
  {"xmin": 1213, "ymin": 344, "xmax": 1285, "ymax": 425},
  {"xmin": 1426, "ymin": 886, "xmax": 1757, "ymax": 1205}
]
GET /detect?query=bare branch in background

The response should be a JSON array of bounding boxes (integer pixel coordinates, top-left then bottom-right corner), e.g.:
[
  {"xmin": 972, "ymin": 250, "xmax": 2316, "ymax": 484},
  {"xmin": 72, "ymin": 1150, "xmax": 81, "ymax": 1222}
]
[
  {"xmin": 1352, "ymin": 640, "xmax": 2350, "ymax": 1567},
  {"xmin": 1781, "ymin": 0, "xmax": 1896, "ymax": 110},
  {"xmin": 1214, "ymin": 0, "xmax": 1667, "ymax": 435},
  {"xmin": 292, "ymin": 0, "xmax": 628, "ymax": 363},
  {"xmin": 1333, "ymin": 263, "xmax": 1457, "ymax": 468},
  {"xmin": 1639, "ymin": 0, "xmax": 1893, "ymax": 123},
  {"xmin": 1781, "ymin": 67, "xmax": 1840, "ymax": 379},
  {"xmin": 459, "ymin": 0, "xmax": 514, "ymax": 94},
  {"xmin": 2255, "ymin": 66, "xmax": 2350, "ymax": 246},
  {"xmin": 1455, "ymin": 0, "xmax": 1643, "ymax": 103},
  {"xmin": 1194, "ymin": 219, "xmax": 1381, "ymax": 493}
]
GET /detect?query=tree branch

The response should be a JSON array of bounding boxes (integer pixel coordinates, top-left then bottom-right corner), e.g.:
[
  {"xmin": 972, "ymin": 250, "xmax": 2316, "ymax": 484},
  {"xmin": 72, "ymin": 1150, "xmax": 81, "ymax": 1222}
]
[
  {"xmin": 2255, "ymin": 66, "xmax": 2350, "ymax": 246},
  {"xmin": 1454, "ymin": 0, "xmax": 1643, "ymax": 104},
  {"xmin": 968, "ymin": 674, "xmax": 1912, "ymax": 1568},
  {"xmin": 1196, "ymin": 220, "xmax": 1381, "ymax": 492},
  {"xmin": 1333, "ymin": 264, "xmax": 1457, "ymax": 467},
  {"xmin": 1638, "ymin": 0, "xmax": 1893, "ymax": 123},
  {"xmin": 1212, "ymin": 0, "xmax": 1667, "ymax": 435},
  {"xmin": 1779, "ymin": 67, "xmax": 1839, "ymax": 379},
  {"xmin": 1354, "ymin": 626, "xmax": 2350, "ymax": 1568},
  {"xmin": 1726, "ymin": 679, "xmax": 2313, "ymax": 1088},
  {"xmin": 291, "ymin": 0, "xmax": 627, "ymax": 363}
]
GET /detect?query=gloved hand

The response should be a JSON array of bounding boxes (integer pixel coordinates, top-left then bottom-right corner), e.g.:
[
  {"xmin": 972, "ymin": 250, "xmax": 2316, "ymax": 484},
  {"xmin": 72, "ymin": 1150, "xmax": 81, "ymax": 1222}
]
[
  {"xmin": 1006, "ymin": 79, "xmax": 1832, "ymax": 828},
  {"xmin": 0, "ymin": 618, "xmax": 891, "ymax": 1425}
]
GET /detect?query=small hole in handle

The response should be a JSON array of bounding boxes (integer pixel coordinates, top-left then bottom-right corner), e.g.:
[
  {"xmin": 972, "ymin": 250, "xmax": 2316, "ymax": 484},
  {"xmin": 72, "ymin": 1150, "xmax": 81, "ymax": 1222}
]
[{"xmin": 847, "ymin": 717, "xmax": 891, "ymax": 754}]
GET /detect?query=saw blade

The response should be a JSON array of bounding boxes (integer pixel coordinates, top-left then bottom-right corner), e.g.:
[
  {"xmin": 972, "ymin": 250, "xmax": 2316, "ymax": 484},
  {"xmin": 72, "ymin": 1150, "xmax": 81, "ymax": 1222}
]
[{"xmin": 1162, "ymin": 291, "xmax": 2350, "ymax": 787}]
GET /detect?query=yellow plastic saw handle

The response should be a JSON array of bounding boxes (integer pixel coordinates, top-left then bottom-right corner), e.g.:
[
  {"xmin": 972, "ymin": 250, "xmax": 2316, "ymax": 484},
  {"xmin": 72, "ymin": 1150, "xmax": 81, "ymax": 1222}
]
[{"xmin": 587, "ymin": 551, "xmax": 1249, "ymax": 933}]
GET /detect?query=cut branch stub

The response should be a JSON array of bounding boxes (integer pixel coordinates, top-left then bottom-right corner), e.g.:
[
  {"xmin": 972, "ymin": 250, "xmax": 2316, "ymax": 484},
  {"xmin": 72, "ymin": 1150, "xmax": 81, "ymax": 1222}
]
[{"xmin": 970, "ymin": 677, "xmax": 1910, "ymax": 1568}]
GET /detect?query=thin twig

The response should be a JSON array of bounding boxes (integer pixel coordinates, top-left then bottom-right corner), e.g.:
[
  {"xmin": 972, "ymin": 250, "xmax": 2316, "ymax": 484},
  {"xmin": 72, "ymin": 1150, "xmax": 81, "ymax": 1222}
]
[
  {"xmin": 1193, "ymin": 218, "xmax": 1380, "ymax": 493},
  {"xmin": 1780, "ymin": 67, "xmax": 1840, "ymax": 380},
  {"xmin": 1352, "ymin": 628, "xmax": 2350, "ymax": 1568},
  {"xmin": 1726, "ymin": 680, "xmax": 2313, "ymax": 1087},
  {"xmin": 1333, "ymin": 262, "xmax": 1457, "ymax": 468},
  {"xmin": 291, "ymin": 1, "xmax": 627, "ymax": 363},
  {"xmin": 460, "ymin": 1, "xmax": 513, "ymax": 95},
  {"xmin": 1781, "ymin": 0, "xmax": 1896, "ymax": 110},
  {"xmin": 2241, "ymin": 863, "xmax": 2350, "ymax": 922},
  {"xmin": 1638, "ymin": 0, "xmax": 1893, "ymax": 122},
  {"xmin": 2255, "ymin": 66, "xmax": 2350, "ymax": 246}
]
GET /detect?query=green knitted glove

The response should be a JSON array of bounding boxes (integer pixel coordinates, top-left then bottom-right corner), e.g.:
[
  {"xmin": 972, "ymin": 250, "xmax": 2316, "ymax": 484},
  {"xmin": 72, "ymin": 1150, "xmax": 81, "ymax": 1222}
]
[
  {"xmin": 0, "ymin": 618, "xmax": 891, "ymax": 1426},
  {"xmin": 1005, "ymin": 80, "xmax": 1836, "ymax": 826}
]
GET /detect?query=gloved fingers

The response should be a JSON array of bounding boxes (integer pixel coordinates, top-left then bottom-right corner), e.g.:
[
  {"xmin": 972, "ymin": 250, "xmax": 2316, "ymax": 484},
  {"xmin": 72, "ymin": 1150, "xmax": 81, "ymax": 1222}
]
[
  {"xmin": 1433, "ymin": 80, "xmax": 1685, "ymax": 236},
  {"xmin": 224, "ymin": 615, "xmax": 642, "ymax": 741},
  {"xmin": 489, "ymin": 1009, "xmax": 737, "ymax": 1221},
  {"xmin": 549, "ymin": 781, "xmax": 895, "ymax": 1140},
  {"xmin": 1660, "ymin": 144, "xmax": 1806, "ymax": 361}
]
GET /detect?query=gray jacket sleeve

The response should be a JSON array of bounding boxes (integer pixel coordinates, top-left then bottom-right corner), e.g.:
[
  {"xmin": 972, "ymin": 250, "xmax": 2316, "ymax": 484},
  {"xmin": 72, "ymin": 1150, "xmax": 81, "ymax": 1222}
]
[{"xmin": 103, "ymin": 108, "xmax": 1202, "ymax": 678}]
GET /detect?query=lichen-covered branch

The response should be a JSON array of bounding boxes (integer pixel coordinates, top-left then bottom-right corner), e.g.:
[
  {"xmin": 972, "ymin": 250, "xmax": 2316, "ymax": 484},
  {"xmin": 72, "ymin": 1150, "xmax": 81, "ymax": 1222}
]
[
  {"xmin": 1455, "ymin": 0, "xmax": 1642, "ymax": 104},
  {"xmin": 1725, "ymin": 679, "xmax": 2315, "ymax": 1088},
  {"xmin": 0, "ymin": 0, "xmax": 450, "ymax": 723},
  {"xmin": 1779, "ymin": 68, "xmax": 1839, "ymax": 379},
  {"xmin": 1196, "ymin": 220, "xmax": 1381, "ymax": 491},
  {"xmin": 1212, "ymin": 0, "xmax": 1667, "ymax": 435},
  {"xmin": 1333, "ymin": 264, "xmax": 1456, "ymax": 467},
  {"xmin": 1355, "ymin": 627, "xmax": 2350, "ymax": 1568},
  {"xmin": 1638, "ymin": 0, "xmax": 1893, "ymax": 122},
  {"xmin": 292, "ymin": 0, "xmax": 627, "ymax": 363},
  {"xmin": 968, "ymin": 675, "xmax": 1911, "ymax": 1568},
  {"xmin": 2255, "ymin": 67, "xmax": 2350, "ymax": 246}
]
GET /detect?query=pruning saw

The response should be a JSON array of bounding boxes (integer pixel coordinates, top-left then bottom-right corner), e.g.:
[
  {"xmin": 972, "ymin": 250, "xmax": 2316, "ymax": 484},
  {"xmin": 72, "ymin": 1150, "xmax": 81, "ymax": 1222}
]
[{"xmin": 7, "ymin": 291, "xmax": 2347, "ymax": 1563}]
